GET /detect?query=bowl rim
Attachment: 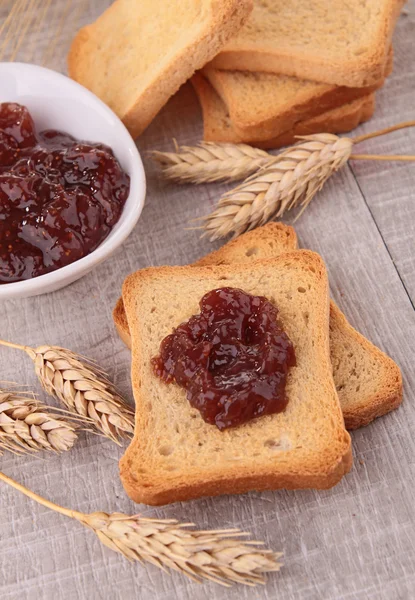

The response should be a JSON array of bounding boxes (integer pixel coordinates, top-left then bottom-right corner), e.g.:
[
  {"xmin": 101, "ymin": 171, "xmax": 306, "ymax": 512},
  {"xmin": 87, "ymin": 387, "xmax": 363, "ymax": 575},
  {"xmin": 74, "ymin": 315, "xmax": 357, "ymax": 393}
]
[{"xmin": 0, "ymin": 61, "xmax": 146, "ymax": 299}]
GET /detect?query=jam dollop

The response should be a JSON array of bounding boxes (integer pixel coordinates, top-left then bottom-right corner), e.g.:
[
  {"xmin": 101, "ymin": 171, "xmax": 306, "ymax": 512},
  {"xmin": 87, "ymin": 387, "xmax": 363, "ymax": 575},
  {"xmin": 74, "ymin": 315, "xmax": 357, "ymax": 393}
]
[
  {"xmin": 0, "ymin": 102, "xmax": 130, "ymax": 283},
  {"xmin": 152, "ymin": 287, "xmax": 296, "ymax": 430}
]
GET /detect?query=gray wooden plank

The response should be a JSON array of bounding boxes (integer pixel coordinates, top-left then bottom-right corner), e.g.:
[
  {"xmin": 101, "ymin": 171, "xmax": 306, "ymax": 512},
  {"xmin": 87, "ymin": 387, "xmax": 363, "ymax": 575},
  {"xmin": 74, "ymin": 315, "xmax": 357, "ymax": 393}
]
[
  {"xmin": 0, "ymin": 2, "xmax": 415, "ymax": 600},
  {"xmin": 347, "ymin": 9, "xmax": 415, "ymax": 305}
]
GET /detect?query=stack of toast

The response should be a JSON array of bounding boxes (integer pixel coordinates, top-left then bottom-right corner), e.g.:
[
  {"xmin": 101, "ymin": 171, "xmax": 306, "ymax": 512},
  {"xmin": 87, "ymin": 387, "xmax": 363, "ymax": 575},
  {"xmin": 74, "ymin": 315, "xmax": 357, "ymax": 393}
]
[
  {"xmin": 69, "ymin": 0, "xmax": 405, "ymax": 145},
  {"xmin": 194, "ymin": 0, "xmax": 403, "ymax": 147},
  {"xmin": 114, "ymin": 224, "xmax": 402, "ymax": 506}
]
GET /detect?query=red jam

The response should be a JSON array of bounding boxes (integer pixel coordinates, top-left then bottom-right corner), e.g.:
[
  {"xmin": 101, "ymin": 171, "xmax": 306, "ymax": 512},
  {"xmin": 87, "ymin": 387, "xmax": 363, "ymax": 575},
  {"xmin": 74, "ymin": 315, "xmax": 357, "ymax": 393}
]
[
  {"xmin": 152, "ymin": 287, "xmax": 296, "ymax": 430},
  {"xmin": 0, "ymin": 102, "xmax": 130, "ymax": 283}
]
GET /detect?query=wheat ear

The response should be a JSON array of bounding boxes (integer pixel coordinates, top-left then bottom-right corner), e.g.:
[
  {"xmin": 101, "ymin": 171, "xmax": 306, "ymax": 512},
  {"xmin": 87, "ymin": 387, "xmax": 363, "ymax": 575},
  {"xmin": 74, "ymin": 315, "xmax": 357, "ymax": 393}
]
[
  {"xmin": 0, "ymin": 340, "xmax": 134, "ymax": 445},
  {"xmin": 153, "ymin": 122, "xmax": 415, "ymax": 189},
  {"xmin": 0, "ymin": 390, "xmax": 79, "ymax": 454},
  {"xmin": 151, "ymin": 142, "xmax": 271, "ymax": 183},
  {"xmin": 201, "ymin": 134, "xmax": 353, "ymax": 240},
  {"xmin": 0, "ymin": 471, "xmax": 282, "ymax": 586}
]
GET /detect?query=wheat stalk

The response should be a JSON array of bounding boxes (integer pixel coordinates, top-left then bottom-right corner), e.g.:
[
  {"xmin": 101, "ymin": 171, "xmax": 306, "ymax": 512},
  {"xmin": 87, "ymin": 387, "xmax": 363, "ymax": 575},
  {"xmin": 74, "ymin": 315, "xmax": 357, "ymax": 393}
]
[
  {"xmin": 151, "ymin": 142, "xmax": 271, "ymax": 183},
  {"xmin": 201, "ymin": 133, "xmax": 353, "ymax": 240},
  {"xmin": 153, "ymin": 121, "xmax": 415, "ymax": 190},
  {"xmin": 0, "ymin": 390, "xmax": 80, "ymax": 454},
  {"xmin": 0, "ymin": 341, "xmax": 134, "ymax": 445},
  {"xmin": 148, "ymin": 122, "xmax": 415, "ymax": 240},
  {"xmin": 0, "ymin": 471, "xmax": 282, "ymax": 587}
]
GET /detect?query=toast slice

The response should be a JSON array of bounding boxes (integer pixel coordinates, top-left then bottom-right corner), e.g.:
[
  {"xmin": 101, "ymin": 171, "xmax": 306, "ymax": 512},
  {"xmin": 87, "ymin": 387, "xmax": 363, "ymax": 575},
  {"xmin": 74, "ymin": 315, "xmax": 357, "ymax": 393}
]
[
  {"xmin": 68, "ymin": 0, "xmax": 253, "ymax": 138},
  {"xmin": 203, "ymin": 67, "xmax": 383, "ymax": 142},
  {"xmin": 329, "ymin": 304, "xmax": 402, "ymax": 429},
  {"xmin": 209, "ymin": 0, "xmax": 405, "ymax": 87},
  {"xmin": 113, "ymin": 223, "xmax": 402, "ymax": 430},
  {"xmin": 113, "ymin": 222, "xmax": 297, "ymax": 347},
  {"xmin": 191, "ymin": 73, "xmax": 375, "ymax": 148},
  {"xmin": 120, "ymin": 252, "xmax": 352, "ymax": 505},
  {"xmin": 114, "ymin": 222, "xmax": 297, "ymax": 348}
]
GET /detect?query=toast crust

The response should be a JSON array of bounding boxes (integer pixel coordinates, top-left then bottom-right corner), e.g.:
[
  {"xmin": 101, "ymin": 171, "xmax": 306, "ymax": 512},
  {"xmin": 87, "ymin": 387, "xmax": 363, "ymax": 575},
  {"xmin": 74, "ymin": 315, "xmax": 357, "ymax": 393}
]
[
  {"xmin": 210, "ymin": 46, "xmax": 387, "ymax": 89},
  {"xmin": 209, "ymin": 1, "xmax": 404, "ymax": 87},
  {"xmin": 258, "ymin": 96, "xmax": 375, "ymax": 151},
  {"xmin": 113, "ymin": 296, "xmax": 132, "ymax": 349},
  {"xmin": 113, "ymin": 223, "xmax": 402, "ymax": 432},
  {"xmin": 191, "ymin": 73, "xmax": 375, "ymax": 148},
  {"xmin": 120, "ymin": 252, "xmax": 352, "ymax": 505},
  {"xmin": 68, "ymin": 0, "xmax": 253, "ymax": 138},
  {"xmin": 121, "ymin": 448, "xmax": 352, "ymax": 506}
]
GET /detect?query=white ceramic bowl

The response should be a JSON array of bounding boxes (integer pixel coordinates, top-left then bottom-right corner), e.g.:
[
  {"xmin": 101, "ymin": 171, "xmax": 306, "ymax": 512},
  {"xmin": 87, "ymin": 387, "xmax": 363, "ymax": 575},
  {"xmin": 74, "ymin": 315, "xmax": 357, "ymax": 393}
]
[{"xmin": 0, "ymin": 62, "xmax": 146, "ymax": 299}]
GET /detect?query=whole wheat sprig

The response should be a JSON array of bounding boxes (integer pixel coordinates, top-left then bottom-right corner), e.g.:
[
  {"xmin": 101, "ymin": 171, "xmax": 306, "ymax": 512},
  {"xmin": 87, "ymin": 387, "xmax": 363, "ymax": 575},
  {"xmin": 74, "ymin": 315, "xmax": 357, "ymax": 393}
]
[
  {"xmin": 202, "ymin": 133, "xmax": 353, "ymax": 240},
  {"xmin": 153, "ymin": 121, "xmax": 415, "ymax": 190},
  {"xmin": 0, "ymin": 390, "xmax": 79, "ymax": 454},
  {"xmin": 0, "ymin": 471, "xmax": 282, "ymax": 586},
  {"xmin": 151, "ymin": 142, "xmax": 271, "ymax": 183},
  {"xmin": 0, "ymin": 340, "xmax": 135, "ymax": 445}
]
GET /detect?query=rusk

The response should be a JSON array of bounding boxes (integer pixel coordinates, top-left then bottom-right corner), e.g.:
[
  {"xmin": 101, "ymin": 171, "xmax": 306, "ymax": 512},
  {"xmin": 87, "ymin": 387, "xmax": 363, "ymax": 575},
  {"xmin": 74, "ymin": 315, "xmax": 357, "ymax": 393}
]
[
  {"xmin": 120, "ymin": 252, "xmax": 352, "ymax": 505},
  {"xmin": 191, "ymin": 73, "xmax": 375, "ymax": 148},
  {"xmin": 113, "ymin": 223, "xmax": 297, "ymax": 346},
  {"xmin": 68, "ymin": 0, "xmax": 253, "ymax": 137},
  {"xmin": 203, "ymin": 67, "xmax": 383, "ymax": 142},
  {"xmin": 113, "ymin": 223, "xmax": 402, "ymax": 430},
  {"xmin": 209, "ymin": 0, "xmax": 405, "ymax": 87}
]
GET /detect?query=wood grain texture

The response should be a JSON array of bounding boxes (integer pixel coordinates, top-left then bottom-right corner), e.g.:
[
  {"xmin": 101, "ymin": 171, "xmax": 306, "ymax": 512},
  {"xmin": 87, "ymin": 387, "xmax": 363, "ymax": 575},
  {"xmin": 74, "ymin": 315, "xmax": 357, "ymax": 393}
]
[{"xmin": 0, "ymin": 2, "xmax": 414, "ymax": 599}]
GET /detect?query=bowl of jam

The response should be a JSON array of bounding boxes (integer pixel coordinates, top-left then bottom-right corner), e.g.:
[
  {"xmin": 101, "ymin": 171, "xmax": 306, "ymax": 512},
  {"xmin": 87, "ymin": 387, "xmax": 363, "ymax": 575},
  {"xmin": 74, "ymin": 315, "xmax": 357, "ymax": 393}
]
[{"xmin": 0, "ymin": 62, "xmax": 146, "ymax": 299}]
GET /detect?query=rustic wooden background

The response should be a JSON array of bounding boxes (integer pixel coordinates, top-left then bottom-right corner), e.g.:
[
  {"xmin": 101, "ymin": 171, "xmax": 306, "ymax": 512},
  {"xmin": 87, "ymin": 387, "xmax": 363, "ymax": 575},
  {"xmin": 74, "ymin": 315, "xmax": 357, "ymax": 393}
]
[{"xmin": 1, "ymin": 1, "xmax": 414, "ymax": 599}]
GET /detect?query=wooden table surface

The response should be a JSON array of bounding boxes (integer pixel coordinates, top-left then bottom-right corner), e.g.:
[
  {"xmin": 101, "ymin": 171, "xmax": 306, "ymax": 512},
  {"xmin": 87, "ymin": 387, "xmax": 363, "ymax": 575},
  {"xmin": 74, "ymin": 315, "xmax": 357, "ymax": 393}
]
[{"xmin": 1, "ymin": 2, "xmax": 414, "ymax": 599}]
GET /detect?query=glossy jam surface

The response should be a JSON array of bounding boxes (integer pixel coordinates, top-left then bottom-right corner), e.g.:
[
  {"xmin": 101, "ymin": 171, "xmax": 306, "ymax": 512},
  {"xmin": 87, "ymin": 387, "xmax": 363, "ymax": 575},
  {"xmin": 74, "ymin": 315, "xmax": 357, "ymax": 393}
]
[
  {"xmin": 152, "ymin": 287, "xmax": 296, "ymax": 430},
  {"xmin": 0, "ymin": 102, "xmax": 130, "ymax": 283}
]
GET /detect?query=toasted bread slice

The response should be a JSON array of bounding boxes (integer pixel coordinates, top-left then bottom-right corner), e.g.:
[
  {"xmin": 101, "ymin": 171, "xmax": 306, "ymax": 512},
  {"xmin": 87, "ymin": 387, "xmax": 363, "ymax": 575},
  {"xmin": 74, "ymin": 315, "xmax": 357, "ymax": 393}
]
[
  {"xmin": 191, "ymin": 73, "xmax": 375, "ymax": 148},
  {"xmin": 68, "ymin": 0, "xmax": 253, "ymax": 138},
  {"xmin": 329, "ymin": 304, "xmax": 402, "ymax": 429},
  {"xmin": 203, "ymin": 67, "xmax": 383, "ymax": 142},
  {"xmin": 113, "ymin": 222, "xmax": 297, "ymax": 347},
  {"xmin": 120, "ymin": 252, "xmax": 352, "ymax": 505},
  {"xmin": 114, "ymin": 223, "xmax": 402, "ymax": 430},
  {"xmin": 209, "ymin": 0, "xmax": 404, "ymax": 87}
]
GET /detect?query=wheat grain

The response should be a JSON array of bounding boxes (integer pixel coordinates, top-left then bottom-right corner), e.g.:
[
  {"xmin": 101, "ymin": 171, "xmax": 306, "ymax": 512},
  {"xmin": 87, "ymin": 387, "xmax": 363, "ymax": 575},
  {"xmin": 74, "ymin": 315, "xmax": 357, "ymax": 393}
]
[
  {"xmin": 152, "ymin": 142, "xmax": 271, "ymax": 183},
  {"xmin": 153, "ymin": 123, "xmax": 415, "ymax": 190},
  {"xmin": 0, "ymin": 470, "xmax": 283, "ymax": 586},
  {"xmin": 201, "ymin": 134, "xmax": 353, "ymax": 240},
  {"xmin": 0, "ymin": 390, "xmax": 78, "ymax": 454},
  {"xmin": 0, "ymin": 341, "xmax": 135, "ymax": 445},
  {"xmin": 80, "ymin": 513, "xmax": 282, "ymax": 586},
  {"xmin": 30, "ymin": 345, "xmax": 135, "ymax": 444}
]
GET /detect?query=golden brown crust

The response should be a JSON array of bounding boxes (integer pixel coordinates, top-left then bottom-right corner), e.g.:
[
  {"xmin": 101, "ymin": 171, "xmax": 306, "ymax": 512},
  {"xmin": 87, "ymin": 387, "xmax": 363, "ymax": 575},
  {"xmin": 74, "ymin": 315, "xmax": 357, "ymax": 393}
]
[
  {"xmin": 195, "ymin": 222, "xmax": 298, "ymax": 265},
  {"xmin": 210, "ymin": 47, "xmax": 386, "ymax": 88},
  {"xmin": 112, "ymin": 297, "xmax": 132, "ymax": 349},
  {"xmin": 67, "ymin": 26, "xmax": 91, "ymax": 81},
  {"xmin": 255, "ymin": 96, "xmax": 375, "ymax": 150},
  {"xmin": 121, "ymin": 438, "xmax": 352, "ymax": 505}
]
